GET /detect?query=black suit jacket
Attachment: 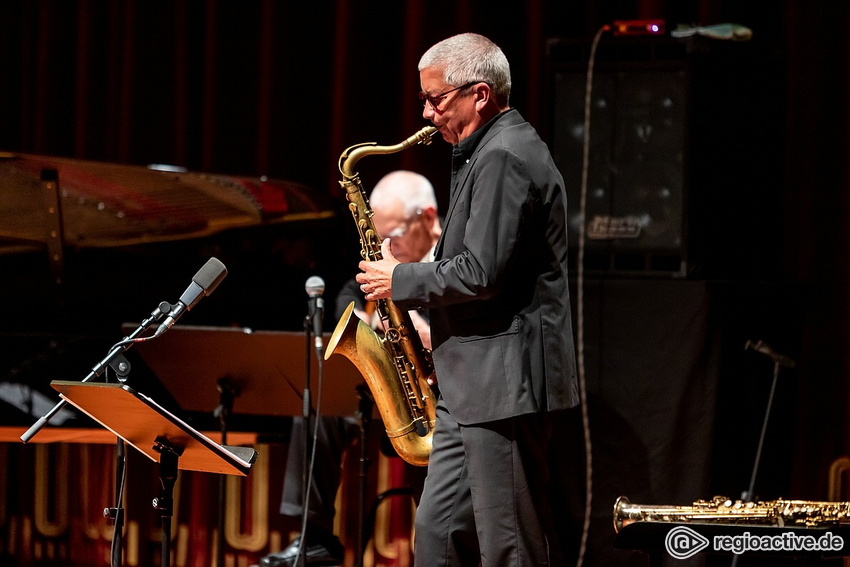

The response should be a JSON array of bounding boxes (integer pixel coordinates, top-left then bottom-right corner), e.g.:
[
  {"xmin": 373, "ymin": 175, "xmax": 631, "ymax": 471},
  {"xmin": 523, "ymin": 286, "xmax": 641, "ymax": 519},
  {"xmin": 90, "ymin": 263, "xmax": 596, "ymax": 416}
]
[{"xmin": 393, "ymin": 109, "xmax": 578, "ymax": 425}]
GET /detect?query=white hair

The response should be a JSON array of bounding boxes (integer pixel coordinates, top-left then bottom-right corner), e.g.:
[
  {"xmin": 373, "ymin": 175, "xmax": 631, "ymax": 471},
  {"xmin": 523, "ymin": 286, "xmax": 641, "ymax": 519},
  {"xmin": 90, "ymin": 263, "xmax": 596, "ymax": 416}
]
[
  {"xmin": 418, "ymin": 33, "xmax": 511, "ymax": 107},
  {"xmin": 370, "ymin": 170, "xmax": 437, "ymax": 218}
]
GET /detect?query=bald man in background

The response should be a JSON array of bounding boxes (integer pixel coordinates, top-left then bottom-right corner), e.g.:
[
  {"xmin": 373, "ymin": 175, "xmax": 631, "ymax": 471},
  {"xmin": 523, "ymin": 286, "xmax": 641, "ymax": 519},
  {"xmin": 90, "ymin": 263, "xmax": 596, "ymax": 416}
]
[{"xmin": 261, "ymin": 170, "xmax": 442, "ymax": 567}]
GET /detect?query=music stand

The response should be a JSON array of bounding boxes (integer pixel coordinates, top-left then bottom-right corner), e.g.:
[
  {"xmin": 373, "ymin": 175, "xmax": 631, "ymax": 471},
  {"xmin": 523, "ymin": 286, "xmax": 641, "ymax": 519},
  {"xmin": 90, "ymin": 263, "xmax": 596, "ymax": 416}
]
[
  {"xmin": 125, "ymin": 323, "xmax": 364, "ymax": 566},
  {"xmin": 125, "ymin": 324, "xmax": 364, "ymax": 418},
  {"xmin": 52, "ymin": 380, "xmax": 258, "ymax": 567}
]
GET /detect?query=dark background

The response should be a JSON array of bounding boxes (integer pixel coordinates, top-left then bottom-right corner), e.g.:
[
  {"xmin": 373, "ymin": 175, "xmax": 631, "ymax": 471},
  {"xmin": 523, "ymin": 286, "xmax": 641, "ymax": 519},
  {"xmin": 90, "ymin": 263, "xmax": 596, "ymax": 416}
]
[{"xmin": 1, "ymin": 1, "xmax": 849, "ymax": 566}]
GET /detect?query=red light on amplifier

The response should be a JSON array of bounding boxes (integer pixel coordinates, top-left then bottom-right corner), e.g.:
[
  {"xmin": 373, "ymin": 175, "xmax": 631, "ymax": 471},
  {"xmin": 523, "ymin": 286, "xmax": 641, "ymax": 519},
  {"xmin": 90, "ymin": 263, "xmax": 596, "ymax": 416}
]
[{"xmin": 613, "ymin": 19, "xmax": 666, "ymax": 36}]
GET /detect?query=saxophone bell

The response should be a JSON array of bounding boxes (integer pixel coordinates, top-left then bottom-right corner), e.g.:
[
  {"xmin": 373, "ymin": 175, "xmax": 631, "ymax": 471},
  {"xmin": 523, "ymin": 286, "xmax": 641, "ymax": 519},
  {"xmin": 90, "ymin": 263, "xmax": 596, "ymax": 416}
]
[
  {"xmin": 326, "ymin": 126, "xmax": 439, "ymax": 466},
  {"xmin": 326, "ymin": 301, "xmax": 435, "ymax": 466},
  {"xmin": 613, "ymin": 496, "xmax": 632, "ymax": 533}
]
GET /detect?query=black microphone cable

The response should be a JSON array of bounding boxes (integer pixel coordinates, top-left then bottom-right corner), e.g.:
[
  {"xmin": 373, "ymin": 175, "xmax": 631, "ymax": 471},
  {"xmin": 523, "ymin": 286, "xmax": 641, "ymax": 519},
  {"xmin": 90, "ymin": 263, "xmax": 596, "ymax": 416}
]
[{"xmin": 293, "ymin": 350, "xmax": 326, "ymax": 567}]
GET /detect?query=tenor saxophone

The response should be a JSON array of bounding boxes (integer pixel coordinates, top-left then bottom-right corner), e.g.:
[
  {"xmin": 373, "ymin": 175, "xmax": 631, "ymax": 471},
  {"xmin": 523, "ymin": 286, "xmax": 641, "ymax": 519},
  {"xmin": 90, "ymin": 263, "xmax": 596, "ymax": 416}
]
[
  {"xmin": 614, "ymin": 495, "xmax": 850, "ymax": 533},
  {"xmin": 324, "ymin": 126, "xmax": 439, "ymax": 466}
]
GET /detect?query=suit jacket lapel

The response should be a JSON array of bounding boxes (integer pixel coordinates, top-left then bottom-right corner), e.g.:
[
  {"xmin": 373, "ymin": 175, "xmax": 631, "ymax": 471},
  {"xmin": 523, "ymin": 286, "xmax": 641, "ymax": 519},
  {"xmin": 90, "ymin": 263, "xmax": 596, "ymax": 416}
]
[
  {"xmin": 435, "ymin": 156, "xmax": 474, "ymax": 259},
  {"xmin": 434, "ymin": 112, "xmax": 520, "ymax": 260}
]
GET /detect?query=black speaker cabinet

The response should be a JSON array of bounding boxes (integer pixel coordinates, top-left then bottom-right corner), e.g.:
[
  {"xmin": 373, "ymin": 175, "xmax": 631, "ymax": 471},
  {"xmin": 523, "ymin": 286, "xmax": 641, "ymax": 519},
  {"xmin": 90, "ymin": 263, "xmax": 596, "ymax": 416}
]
[
  {"xmin": 548, "ymin": 38, "xmax": 690, "ymax": 275},
  {"xmin": 546, "ymin": 36, "xmax": 785, "ymax": 279}
]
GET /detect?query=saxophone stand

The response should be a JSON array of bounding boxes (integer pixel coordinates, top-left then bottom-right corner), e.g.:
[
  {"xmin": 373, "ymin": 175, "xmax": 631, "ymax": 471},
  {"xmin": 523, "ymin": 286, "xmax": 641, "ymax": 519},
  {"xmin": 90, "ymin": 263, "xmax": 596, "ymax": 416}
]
[{"xmin": 730, "ymin": 340, "xmax": 795, "ymax": 567}]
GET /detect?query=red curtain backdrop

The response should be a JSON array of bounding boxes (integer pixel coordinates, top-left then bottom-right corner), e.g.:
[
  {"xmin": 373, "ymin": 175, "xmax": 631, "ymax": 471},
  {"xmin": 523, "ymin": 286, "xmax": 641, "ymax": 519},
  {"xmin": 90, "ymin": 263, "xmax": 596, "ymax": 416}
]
[{"xmin": 3, "ymin": 1, "xmax": 850, "ymax": 566}]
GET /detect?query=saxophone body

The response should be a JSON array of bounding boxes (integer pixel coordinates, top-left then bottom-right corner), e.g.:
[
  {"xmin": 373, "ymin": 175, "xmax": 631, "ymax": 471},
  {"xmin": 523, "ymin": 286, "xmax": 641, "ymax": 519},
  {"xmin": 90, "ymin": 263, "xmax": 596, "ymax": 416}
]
[
  {"xmin": 325, "ymin": 126, "xmax": 439, "ymax": 467},
  {"xmin": 614, "ymin": 495, "xmax": 850, "ymax": 533}
]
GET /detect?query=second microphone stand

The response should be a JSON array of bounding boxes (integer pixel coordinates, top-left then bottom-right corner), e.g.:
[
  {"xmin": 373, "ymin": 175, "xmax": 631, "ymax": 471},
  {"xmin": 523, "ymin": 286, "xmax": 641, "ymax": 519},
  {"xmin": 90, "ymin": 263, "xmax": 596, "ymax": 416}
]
[
  {"xmin": 740, "ymin": 340, "xmax": 796, "ymax": 503},
  {"xmin": 731, "ymin": 340, "xmax": 795, "ymax": 567},
  {"xmin": 296, "ymin": 312, "xmax": 315, "ymax": 567}
]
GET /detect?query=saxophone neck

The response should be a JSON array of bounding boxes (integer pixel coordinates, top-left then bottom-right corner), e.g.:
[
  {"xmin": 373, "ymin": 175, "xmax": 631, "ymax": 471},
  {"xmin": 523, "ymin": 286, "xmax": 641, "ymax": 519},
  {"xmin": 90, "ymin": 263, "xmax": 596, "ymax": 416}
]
[
  {"xmin": 338, "ymin": 143, "xmax": 376, "ymax": 182},
  {"xmin": 338, "ymin": 126, "xmax": 438, "ymax": 180}
]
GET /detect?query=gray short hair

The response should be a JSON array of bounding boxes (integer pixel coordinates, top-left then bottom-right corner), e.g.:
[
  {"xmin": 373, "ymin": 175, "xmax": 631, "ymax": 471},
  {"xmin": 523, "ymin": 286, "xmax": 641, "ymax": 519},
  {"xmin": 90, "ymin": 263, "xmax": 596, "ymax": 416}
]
[
  {"xmin": 418, "ymin": 33, "xmax": 511, "ymax": 107},
  {"xmin": 370, "ymin": 170, "xmax": 437, "ymax": 218}
]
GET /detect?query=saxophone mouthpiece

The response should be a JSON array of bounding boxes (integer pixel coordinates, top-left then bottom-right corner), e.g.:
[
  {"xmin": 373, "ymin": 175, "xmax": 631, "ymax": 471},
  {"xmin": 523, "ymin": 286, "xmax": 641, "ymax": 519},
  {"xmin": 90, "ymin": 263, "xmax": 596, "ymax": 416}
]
[{"xmin": 416, "ymin": 125, "xmax": 440, "ymax": 146}]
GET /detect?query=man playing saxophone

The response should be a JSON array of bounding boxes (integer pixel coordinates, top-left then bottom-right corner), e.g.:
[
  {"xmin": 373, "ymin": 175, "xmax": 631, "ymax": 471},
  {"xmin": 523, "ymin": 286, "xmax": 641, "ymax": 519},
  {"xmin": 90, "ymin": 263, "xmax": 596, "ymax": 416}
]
[
  {"xmin": 260, "ymin": 170, "xmax": 442, "ymax": 567},
  {"xmin": 357, "ymin": 33, "xmax": 579, "ymax": 567}
]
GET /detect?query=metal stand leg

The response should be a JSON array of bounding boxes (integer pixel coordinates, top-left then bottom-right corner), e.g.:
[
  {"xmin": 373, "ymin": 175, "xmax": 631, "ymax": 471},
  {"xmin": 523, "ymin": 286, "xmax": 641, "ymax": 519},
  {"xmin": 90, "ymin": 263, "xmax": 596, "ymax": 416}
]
[
  {"xmin": 214, "ymin": 378, "xmax": 238, "ymax": 567},
  {"xmin": 105, "ymin": 353, "xmax": 132, "ymax": 567},
  {"xmin": 153, "ymin": 439, "xmax": 182, "ymax": 567},
  {"xmin": 355, "ymin": 385, "xmax": 374, "ymax": 567},
  {"xmin": 741, "ymin": 361, "xmax": 781, "ymax": 503},
  {"xmin": 732, "ymin": 337, "xmax": 795, "ymax": 567}
]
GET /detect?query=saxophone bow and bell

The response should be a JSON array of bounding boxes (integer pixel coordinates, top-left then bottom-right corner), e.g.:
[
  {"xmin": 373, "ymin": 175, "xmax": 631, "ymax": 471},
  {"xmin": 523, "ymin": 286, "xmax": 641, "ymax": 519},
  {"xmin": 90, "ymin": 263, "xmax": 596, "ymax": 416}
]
[{"xmin": 324, "ymin": 126, "xmax": 439, "ymax": 467}]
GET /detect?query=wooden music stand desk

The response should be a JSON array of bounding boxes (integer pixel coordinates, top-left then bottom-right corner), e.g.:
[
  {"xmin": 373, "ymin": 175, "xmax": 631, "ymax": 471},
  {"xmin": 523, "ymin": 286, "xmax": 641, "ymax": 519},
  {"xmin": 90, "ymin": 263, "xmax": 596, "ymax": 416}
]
[
  {"xmin": 51, "ymin": 380, "xmax": 257, "ymax": 475},
  {"xmin": 125, "ymin": 324, "xmax": 364, "ymax": 418}
]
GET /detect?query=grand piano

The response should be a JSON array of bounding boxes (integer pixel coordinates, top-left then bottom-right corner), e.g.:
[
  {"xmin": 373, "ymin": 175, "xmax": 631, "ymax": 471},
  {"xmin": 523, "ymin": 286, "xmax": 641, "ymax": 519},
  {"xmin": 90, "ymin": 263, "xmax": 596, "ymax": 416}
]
[{"xmin": 0, "ymin": 152, "xmax": 359, "ymax": 429}]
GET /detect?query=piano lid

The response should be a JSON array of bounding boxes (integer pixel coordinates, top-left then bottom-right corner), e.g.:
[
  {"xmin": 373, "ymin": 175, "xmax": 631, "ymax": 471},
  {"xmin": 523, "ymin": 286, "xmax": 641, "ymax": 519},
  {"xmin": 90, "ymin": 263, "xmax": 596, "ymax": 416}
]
[{"xmin": 0, "ymin": 152, "xmax": 337, "ymax": 253}]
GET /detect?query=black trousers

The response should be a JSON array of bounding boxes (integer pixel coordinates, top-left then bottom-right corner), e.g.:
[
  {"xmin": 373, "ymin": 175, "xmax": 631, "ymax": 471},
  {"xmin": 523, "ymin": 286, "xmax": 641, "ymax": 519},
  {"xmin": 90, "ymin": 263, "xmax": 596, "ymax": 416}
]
[{"xmin": 414, "ymin": 398, "xmax": 563, "ymax": 566}]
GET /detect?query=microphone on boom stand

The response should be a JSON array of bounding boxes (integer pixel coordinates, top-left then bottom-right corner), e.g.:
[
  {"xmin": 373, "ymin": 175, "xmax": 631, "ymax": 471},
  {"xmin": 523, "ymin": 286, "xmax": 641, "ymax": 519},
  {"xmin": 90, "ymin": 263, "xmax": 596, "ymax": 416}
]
[{"xmin": 295, "ymin": 276, "xmax": 326, "ymax": 567}]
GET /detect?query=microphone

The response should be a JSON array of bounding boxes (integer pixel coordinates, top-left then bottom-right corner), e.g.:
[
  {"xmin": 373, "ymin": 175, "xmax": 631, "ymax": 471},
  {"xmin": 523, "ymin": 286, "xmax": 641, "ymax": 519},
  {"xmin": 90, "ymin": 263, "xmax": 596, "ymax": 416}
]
[
  {"xmin": 745, "ymin": 340, "xmax": 795, "ymax": 368},
  {"xmin": 305, "ymin": 276, "xmax": 325, "ymax": 350},
  {"xmin": 154, "ymin": 257, "xmax": 228, "ymax": 337}
]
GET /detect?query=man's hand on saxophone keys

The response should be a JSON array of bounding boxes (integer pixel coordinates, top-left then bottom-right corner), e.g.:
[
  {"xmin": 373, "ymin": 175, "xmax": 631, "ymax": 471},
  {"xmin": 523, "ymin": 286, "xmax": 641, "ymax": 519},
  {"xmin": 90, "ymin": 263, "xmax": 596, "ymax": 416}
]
[{"xmin": 357, "ymin": 239, "xmax": 399, "ymax": 301}]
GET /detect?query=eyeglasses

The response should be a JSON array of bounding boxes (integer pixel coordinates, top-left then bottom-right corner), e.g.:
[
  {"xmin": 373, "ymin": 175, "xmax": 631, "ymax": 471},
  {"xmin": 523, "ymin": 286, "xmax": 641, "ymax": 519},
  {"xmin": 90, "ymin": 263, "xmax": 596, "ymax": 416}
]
[
  {"xmin": 385, "ymin": 209, "xmax": 423, "ymax": 239},
  {"xmin": 418, "ymin": 82, "xmax": 477, "ymax": 110}
]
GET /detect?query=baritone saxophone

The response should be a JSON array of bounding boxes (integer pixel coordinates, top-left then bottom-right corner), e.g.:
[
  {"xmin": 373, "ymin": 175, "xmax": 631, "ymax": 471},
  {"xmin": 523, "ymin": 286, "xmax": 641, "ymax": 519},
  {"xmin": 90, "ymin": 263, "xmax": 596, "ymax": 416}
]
[
  {"xmin": 325, "ymin": 125, "xmax": 439, "ymax": 466},
  {"xmin": 614, "ymin": 495, "xmax": 850, "ymax": 533}
]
